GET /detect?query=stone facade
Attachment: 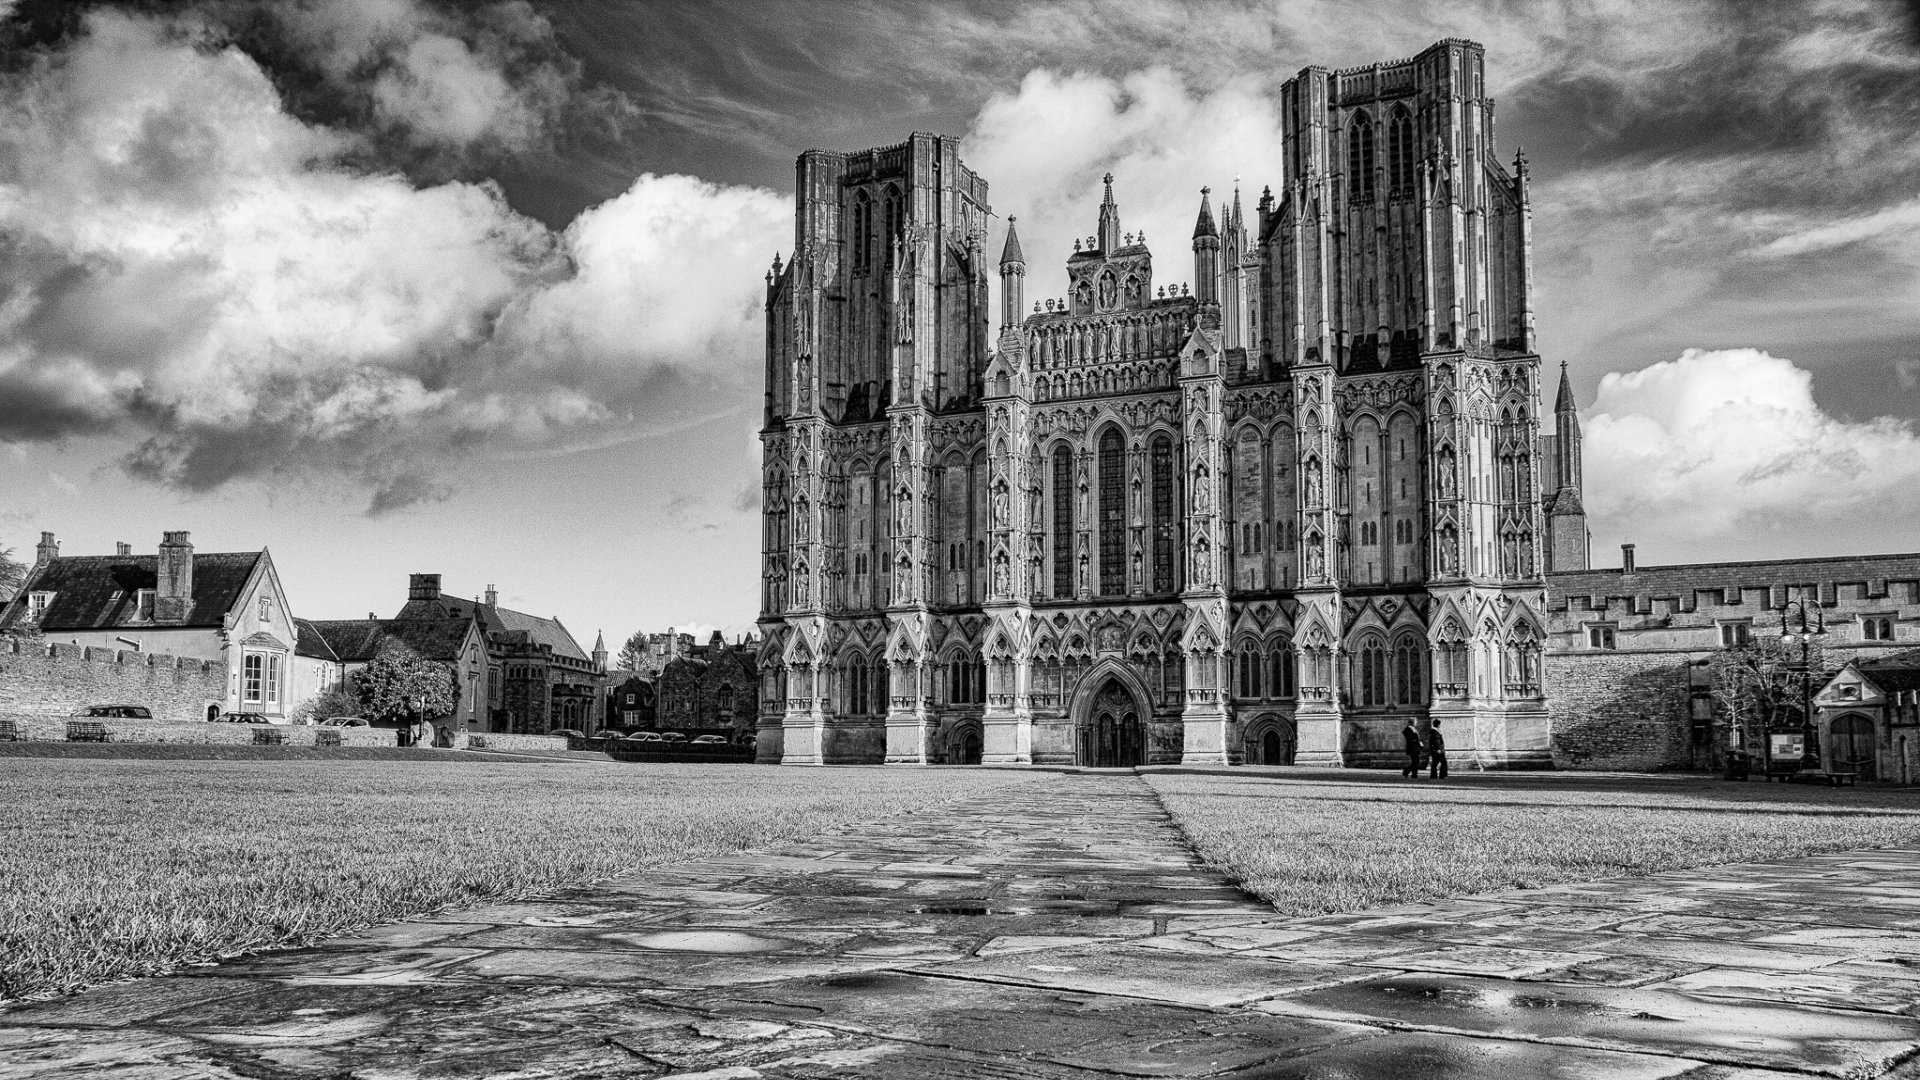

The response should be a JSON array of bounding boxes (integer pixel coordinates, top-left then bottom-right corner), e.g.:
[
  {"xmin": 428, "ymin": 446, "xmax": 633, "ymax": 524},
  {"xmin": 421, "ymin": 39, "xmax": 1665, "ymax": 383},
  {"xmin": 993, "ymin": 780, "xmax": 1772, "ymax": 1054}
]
[
  {"xmin": 656, "ymin": 632, "xmax": 758, "ymax": 739},
  {"xmin": 394, "ymin": 575, "xmax": 606, "ymax": 735},
  {"xmin": 759, "ymin": 41, "xmax": 1554, "ymax": 768},
  {"xmin": 1815, "ymin": 654, "xmax": 1920, "ymax": 783},
  {"xmin": 0, "ymin": 638, "xmax": 225, "ymax": 724},
  {"xmin": 1545, "ymin": 551, "xmax": 1920, "ymax": 771}
]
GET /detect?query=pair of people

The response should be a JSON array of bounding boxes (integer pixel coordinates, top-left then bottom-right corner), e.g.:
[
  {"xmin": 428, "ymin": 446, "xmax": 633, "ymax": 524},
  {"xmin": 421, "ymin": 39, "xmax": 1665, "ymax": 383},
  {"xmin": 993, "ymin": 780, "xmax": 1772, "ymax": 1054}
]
[{"xmin": 1401, "ymin": 719, "xmax": 1448, "ymax": 779}]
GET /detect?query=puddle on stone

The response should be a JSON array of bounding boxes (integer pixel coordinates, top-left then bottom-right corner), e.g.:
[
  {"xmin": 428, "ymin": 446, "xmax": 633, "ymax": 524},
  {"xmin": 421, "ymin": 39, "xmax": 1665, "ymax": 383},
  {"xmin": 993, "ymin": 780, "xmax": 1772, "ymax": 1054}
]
[
  {"xmin": 617, "ymin": 931, "xmax": 792, "ymax": 954},
  {"xmin": 912, "ymin": 905, "xmax": 1033, "ymax": 916}
]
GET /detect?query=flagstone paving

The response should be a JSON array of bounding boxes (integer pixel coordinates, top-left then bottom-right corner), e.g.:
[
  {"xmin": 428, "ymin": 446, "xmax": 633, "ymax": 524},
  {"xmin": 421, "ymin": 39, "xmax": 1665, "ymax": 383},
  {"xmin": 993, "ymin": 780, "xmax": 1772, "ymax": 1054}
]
[{"xmin": 4, "ymin": 772, "xmax": 1920, "ymax": 1077}]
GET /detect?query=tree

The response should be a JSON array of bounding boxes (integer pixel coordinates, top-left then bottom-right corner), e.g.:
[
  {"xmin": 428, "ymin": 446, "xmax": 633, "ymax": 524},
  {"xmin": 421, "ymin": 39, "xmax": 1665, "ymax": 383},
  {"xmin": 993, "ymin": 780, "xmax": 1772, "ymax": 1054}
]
[
  {"xmin": 616, "ymin": 629, "xmax": 651, "ymax": 673},
  {"xmin": 1709, "ymin": 634, "xmax": 1831, "ymax": 754},
  {"xmin": 0, "ymin": 543, "xmax": 25, "ymax": 604},
  {"xmin": 292, "ymin": 684, "xmax": 362, "ymax": 725},
  {"xmin": 351, "ymin": 646, "xmax": 457, "ymax": 724}
]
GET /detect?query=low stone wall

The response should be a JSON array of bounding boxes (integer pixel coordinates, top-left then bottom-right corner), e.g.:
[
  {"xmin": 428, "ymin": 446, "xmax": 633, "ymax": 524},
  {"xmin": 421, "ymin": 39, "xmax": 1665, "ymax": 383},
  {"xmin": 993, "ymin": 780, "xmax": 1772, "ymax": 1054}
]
[
  {"xmin": 0, "ymin": 717, "xmax": 400, "ymax": 747},
  {"xmin": 464, "ymin": 732, "xmax": 573, "ymax": 753},
  {"xmin": 0, "ymin": 639, "xmax": 225, "ymax": 724}
]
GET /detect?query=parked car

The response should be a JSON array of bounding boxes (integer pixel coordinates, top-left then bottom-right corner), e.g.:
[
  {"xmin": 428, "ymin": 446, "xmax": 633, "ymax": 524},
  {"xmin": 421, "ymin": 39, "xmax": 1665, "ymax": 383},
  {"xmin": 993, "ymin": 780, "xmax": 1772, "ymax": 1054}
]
[
  {"xmin": 320, "ymin": 716, "xmax": 369, "ymax": 728},
  {"xmin": 691, "ymin": 734, "xmax": 729, "ymax": 745},
  {"xmin": 589, "ymin": 729, "xmax": 622, "ymax": 741},
  {"xmin": 550, "ymin": 728, "xmax": 585, "ymax": 739},
  {"xmin": 218, "ymin": 712, "xmax": 271, "ymax": 724},
  {"xmin": 658, "ymin": 732, "xmax": 689, "ymax": 743},
  {"xmin": 625, "ymin": 731, "xmax": 664, "ymax": 743},
  {"xmin": 83, "ymin": 704, "xmax": 152, "ymax": 719}
]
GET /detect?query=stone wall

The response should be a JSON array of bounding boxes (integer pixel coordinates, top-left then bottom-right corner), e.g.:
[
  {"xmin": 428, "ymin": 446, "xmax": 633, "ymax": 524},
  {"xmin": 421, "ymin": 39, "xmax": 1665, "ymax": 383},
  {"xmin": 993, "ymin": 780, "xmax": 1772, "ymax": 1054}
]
[
  {"xmin": 1545, "ymin": 651, "xmax": 1698, "ymax": 771},
  {"xmin": 0, "ymin": 639, "xmax": 226, "ymax": 723},
  {"xmin": 0, "ymin": 717, "xmax": 399, "ymax": 746}
]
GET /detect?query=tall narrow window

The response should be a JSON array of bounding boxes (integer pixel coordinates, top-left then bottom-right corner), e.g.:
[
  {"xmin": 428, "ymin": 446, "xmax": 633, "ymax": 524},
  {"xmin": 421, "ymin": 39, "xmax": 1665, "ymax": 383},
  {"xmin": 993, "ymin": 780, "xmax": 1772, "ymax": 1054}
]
[
  {"xmin": 1358, "ymin": 638, "xmax": 1387, "ymax": 707},
  {"xmin": 1348, "ymin": 116, "xmax": 1375, "ymax": 200},
  {"xmin": 1052, "ymin": 445, "xmax": 1074, "ymax": 597},
  {"xmin": 1099, "ymin": 429, "xmax": 1125, "ymax": 595},
  {"xmin": 243, "ymin": 653, "xmax": 264, "ymax": 704},
  {"xmin": 1151, "ymin": 436, "xmax": 1174, "ymax": 592},
  {"xmin": 883, "ymin": 186, "xmax": 903, "ymax": 257},
  {"xmin": 1388, "ymin": 108, "xmax": 1414, "ymax": 193},
  {"xmin": 266, "ymin": 654, "xmax": 281, "ymax": 707}
]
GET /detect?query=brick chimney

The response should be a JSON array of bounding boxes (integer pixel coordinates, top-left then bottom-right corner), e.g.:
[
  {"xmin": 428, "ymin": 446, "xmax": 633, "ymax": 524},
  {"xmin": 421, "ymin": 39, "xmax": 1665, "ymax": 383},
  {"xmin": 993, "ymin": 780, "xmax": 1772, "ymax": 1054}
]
[
  {"xmin": 408, "ymin": 573, "xmax": 442, "ymax": 601},
  {"xmin": 34, "ymin": 532, "xmax": 57, "ymax": 567},
  {"xmin": 114, "ymin": 542, "xmax": 132, "ymax": 556},
  {"xmin": 1621, "ymin": 543, "xmax": 1636, "ymax": 574},
  {"xmin": 484, "ymin": 584, "xmax": 497, "ymax": 607},
  {"xmin": 155, "ymin": 531, "xmax": 194, "ymax": 624}
]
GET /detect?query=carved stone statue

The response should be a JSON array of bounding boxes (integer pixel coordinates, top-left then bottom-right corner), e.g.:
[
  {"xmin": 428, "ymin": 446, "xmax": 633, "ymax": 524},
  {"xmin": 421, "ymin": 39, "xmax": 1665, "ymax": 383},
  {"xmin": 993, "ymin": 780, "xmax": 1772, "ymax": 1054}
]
[
  {"xmin": 991, "ymin": 482, "xmax": 1009, "ymax": 529},
  {"xmin": 992, "ymin": 551, "xmax": 1009, "ymax": 595}
]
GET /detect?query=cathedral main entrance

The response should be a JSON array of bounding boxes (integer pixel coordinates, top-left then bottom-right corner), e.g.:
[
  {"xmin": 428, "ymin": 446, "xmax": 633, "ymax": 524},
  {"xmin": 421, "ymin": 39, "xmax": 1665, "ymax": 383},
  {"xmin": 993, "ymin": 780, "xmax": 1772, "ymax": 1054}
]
[{"xmin": 1081, "ymin": 679, "xmax": 1145, "ymax": 768}]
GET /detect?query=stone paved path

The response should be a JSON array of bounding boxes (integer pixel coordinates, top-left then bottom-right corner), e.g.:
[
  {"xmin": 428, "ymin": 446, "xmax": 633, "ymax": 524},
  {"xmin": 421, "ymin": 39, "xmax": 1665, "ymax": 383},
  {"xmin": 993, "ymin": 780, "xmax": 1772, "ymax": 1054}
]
[{"xmin": 4, "ymin": 773, "xmax": 1920, "ymax": 1078}]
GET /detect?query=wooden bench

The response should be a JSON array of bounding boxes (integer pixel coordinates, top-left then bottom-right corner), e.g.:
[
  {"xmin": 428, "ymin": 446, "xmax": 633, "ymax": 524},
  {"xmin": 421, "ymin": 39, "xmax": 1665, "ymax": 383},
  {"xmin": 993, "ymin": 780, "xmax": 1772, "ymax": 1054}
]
[
  {"xmin": 251, "ymin": 727, "xmax": 288, "ymax": 746},
  {"xmin": 0, "ymin": 720, "xmax": 21, "ymax": 742},
  {"xmin": 1822, "ymin": 770, "xmax": 1859, "ymax": 787},
  {"xmin": 65, "ymin": 720, "xmax": 111, "ymax": 743},
  {"xmin": 313, "ymin": 729, "xmax": 342, "ymax": 749}
]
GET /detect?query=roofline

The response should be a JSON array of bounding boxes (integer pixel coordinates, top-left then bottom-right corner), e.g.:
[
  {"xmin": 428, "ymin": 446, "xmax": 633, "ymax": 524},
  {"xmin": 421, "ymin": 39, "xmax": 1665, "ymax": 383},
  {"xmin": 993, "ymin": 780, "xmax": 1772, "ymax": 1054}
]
[{"xmin": 1548, "ymin": 550, "xmax": 1920, "ymax": 579}]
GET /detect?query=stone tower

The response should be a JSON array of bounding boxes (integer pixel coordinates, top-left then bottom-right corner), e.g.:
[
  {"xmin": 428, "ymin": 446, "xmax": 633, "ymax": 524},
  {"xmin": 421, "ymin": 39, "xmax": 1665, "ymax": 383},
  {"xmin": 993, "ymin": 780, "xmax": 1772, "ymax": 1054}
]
[
  {"xmin": 1542, "ymin": 361, "xmax": 1590, "ymax": 571},
  {"xmin": 758, "ymin": 41, "xmax": 1552, "ymax": 769}
]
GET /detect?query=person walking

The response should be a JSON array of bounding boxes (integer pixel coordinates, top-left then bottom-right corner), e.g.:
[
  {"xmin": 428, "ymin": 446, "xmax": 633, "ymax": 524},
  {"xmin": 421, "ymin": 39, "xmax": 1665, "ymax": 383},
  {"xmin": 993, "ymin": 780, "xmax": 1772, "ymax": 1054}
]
[
  {"xmin": 1427, "ymin": 719, "xmax": 1449, "ymax": 779},
  {"xmin": 1401, "ymin": 719, "xmax": 1424, "ymax": 778}
]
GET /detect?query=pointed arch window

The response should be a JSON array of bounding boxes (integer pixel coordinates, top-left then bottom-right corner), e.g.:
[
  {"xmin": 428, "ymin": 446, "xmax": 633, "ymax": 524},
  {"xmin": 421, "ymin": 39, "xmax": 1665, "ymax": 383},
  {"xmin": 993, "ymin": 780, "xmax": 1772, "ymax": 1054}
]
[
  {"xmin": 1393, "ymin": 635, "xmax": 1426, "ymax": 705},
  {"xmin": 1052, "ymin": 445, "xmax": 1074, "ymax": 598},
  {"xmin": 1348, "ymin": 116, "xmax": 1376, "ymax": 201},
  {"xmin": 1356, "ymin": 635, "xmax": 1388, "ymax": 707},
  {"xmin": 882, "ymin": 185, "xmax": 904, "ymax": 256},
  {"xmin": 1388, "ymin": 108, "xmax": 1415, "ymax": 193},
  {"xmin": 1099, "ymin": 429, "xmax": 1126, "ymax": 595},
  {"xmin": 1269, "ymin": 638, "xmax": 1296, "ymax": 698},
  {"xmin": 851, "ymin": 191, "xmax": 873, "ymax": 273},
  {"xmin": 1237, "ymin": 640, "xmax": 1261, "ymax": 699},
  {"xmin": 1151, "ymin": 435, "xmax": 1175, "ymax": 593}
]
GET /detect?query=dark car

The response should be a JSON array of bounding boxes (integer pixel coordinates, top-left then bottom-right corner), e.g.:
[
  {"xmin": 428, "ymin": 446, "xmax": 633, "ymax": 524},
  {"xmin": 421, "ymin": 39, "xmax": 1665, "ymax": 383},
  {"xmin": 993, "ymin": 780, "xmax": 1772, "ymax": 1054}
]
[
  {"xmin": 83, "ymin": 704, "xmax": 152, "ymax": 719},
  {"xmin": 658, "ymin": 732, "xmax": 689, "ymax": 743},
  {"xmin": 218, "ymin": 712, "xmax": 271, "ymax": 724}
]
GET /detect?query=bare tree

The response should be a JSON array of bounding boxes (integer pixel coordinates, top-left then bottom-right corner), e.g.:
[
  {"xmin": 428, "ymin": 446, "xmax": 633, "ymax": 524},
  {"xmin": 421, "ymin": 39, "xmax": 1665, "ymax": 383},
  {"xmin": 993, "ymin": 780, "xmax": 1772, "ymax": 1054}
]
[
  {"xmin": 0, "ymin": 543, "xmax": 24, "ymax": 603},
  {"xmin": 1709, "ymin": 634, "xmax": 1831, "ymax": 753}
]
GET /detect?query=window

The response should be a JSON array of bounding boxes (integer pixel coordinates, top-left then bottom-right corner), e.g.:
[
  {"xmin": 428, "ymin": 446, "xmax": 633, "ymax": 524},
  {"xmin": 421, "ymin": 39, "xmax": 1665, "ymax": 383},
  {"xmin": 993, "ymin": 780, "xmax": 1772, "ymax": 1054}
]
[
  {"xmin": 1099, "ymin": 429, "xmax": 1125, "ymax": 595},
  {"xmin": 1864, "ymin": 617, "xmax": 1895, "ymax": 641},
  {"xmin": 1393, "ymin": 637, "xmax": 1426, "ymax": 705},
  {"xmin": 266, "ymin": 654, "xmax": 281, "ymax": 707},
  {"xmin": 1587, "ymin": 624, "xmax": 1617, "ymax": 650},
  {"xmin": 1388, "ymin": 108, "xmax": 1414, "ymax": 192},
  {"xmin": 1347, "ymin": 116, "xmax": 1375, "ymax": 200},
  {"xmin": 1151, "ymin": 436, "xmax": 1175, "ymax": 592},
  {"xmin": 27, "ymin": 591, "xmax": 52, "ymax": 623},
  {"xmin": 1719, "ymin": 621, "xmax": 1752, "ymax": 648},
  {"xmin": 258, "ymin": 597, "xmax": 271, "ymax": 625},
  {"xmin": 1052, "ymin": 445, "xmax": 1074, "ymax": 597},
  {"xmin": 717, "ymin": 685, "xmax": 735, "ymax": 719},
  {"xmin": 1357, "ymin": 637, "xmax": 1388, "ymax": 707},
  {"xmin": 243, "ymin": 653, "xmax": 264, "ymax": 704},
  {"xmin": 1269, "ymin": 641, "xmax": 1295, "ymax": 698}
]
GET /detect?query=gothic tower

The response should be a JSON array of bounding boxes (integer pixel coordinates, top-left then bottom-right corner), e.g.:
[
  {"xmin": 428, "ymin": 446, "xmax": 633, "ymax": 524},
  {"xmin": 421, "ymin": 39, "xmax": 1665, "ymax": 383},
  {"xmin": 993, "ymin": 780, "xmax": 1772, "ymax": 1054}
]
[
  {"xmin": 759, "ymin": 41, "xmax": 1553, "ymax": 769},
  {"xmin": 1542, "ymin": 361, "xmax": 1590, "ymax": 571}
]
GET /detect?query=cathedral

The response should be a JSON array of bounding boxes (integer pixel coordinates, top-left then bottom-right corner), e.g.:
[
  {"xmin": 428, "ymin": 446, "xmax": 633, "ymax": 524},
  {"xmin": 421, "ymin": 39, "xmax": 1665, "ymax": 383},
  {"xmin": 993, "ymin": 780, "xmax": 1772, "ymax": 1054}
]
[{"xmin": 757, "ymin": 39, "xmax": 1586, "ymax": 768}]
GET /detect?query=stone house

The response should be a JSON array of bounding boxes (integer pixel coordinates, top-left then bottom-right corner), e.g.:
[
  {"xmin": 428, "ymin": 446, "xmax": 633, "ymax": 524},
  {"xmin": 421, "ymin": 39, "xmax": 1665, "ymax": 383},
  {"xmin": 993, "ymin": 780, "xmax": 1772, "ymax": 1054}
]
[
  {"xmin": 0, "ymin": 531, "xmax": 302, "ymax": 722},
  {"xmin": 604, "ymin": 673, "xmax": 656, "ymax": 730},
  {"xmin": 393, "ymin": 574, "xmax": 605, "ymax": 734},
  {"xmin": 1812, "ymin": 652, "xmax": 1920, "ymax": 783},
  {"xmin": 307, "ymin": 616, "xmax": 489, "ymax": 728},
  {"xmin": 656, "ymin": 632, "xmax": 758, "ymax": 737}
]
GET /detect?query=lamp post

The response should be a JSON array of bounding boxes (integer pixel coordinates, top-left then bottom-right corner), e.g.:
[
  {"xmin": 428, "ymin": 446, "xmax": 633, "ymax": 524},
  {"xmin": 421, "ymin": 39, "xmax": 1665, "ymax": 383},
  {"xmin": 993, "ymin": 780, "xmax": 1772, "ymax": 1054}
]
[{"xmin": 1780, "ymin": 600, "xmax": 1826, "ymax": 772}]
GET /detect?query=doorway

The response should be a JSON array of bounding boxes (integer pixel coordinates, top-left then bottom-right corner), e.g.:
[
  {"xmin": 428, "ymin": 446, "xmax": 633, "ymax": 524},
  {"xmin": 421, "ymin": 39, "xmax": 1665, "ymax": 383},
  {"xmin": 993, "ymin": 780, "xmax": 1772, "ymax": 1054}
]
[
  {"xmin": 1830, "ymin": 714, "xmax": 1877, "ymax": 780},
  {"xmin": 958, "ymin": 729, "xmax": 982, "ymax": 765},
  {"xmin": 1083, "ymin": 679, "xmax": 1145, "ymax": 768}
]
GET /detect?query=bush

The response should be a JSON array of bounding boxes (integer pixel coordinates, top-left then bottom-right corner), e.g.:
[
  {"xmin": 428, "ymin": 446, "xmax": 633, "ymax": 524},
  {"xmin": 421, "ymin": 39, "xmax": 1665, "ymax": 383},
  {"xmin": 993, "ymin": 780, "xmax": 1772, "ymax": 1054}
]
[{"xmin": 291, "ymin": 684, "xmax": 361, "ymax": 726}]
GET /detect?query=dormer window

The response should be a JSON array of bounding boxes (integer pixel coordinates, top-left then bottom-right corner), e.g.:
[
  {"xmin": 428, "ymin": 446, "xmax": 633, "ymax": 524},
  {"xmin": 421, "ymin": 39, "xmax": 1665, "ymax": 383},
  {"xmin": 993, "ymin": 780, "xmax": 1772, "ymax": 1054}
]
[
  {"xmin": 27, "ymin": 591, "xmax": 53, "ymax": 623},
  {"xmin": 135, "ymin": 590, "xmax": 154, "ymax": 622}
]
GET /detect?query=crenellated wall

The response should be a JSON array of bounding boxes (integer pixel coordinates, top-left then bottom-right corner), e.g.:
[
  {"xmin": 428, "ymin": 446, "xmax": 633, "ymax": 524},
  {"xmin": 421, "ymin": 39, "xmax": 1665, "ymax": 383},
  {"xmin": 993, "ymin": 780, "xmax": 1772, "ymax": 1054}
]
[{"xmin": 0, "ymin": 638, "xmax": 226, "ymax": 723}]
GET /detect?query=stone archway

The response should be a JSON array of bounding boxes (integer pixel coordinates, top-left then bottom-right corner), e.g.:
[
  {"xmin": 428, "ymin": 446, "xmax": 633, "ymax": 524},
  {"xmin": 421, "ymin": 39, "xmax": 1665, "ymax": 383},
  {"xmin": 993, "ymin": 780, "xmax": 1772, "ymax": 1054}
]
[{"xmin": 1242, "ymin": 713, "xmax": 1297, "ymax": 766}]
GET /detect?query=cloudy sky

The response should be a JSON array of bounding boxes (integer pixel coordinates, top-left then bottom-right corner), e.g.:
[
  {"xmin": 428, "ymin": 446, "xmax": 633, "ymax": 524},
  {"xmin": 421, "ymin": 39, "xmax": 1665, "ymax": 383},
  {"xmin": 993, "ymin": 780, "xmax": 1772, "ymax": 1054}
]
[{"xmin": 1, "ymin": 0, "xmax": 1918, "ymax": 643}]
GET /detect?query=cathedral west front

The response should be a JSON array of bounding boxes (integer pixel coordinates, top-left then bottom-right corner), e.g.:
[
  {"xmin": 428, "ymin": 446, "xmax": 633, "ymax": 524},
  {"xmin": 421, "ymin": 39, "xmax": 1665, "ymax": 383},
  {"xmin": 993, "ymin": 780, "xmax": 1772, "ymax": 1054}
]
[{"xmin": 757, "ymin": 39, "xmax": 1582, "ymax": 768}]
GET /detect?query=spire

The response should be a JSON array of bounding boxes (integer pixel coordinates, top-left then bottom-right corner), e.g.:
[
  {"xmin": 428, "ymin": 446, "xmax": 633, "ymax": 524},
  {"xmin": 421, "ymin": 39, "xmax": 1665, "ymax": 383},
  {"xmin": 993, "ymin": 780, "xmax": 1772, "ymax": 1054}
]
[
  {"xmin": 1230, "ymin": 179, "xmax": 1244, "ymax": 232},
  {"xmin": 998, "ymin": 214, "xmax": 1025, "ymax": 267},
  {"xmin": 1192, "ymin": 186, "xmax": 1218, "ymax": 239},
  {"xmin": 1096, "ymin": 172, "xmax": 1120, "ymax": 253},
  {"xmin": 1554, "ymin": 359, "xmax": 1576, "ymax": 415}
]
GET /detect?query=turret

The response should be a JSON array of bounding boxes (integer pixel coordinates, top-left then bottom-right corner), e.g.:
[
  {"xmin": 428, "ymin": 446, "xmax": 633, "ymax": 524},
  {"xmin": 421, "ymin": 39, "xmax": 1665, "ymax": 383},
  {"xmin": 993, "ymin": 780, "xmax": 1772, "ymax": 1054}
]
[
  {"xmin": 1553, "ymin": 360, "xmax": 1581, "ymax": 496},
  {"xmin": 1191, "ymin": 187, "xmax": 1219, "ymax": 305},
  {"xmin": 1544, "ymin": 361, "xmax": 1590, "ymax": 571},
  {"xmin": 1096, "ymin": 172, "xmax": 1120, "ymax": 254},
  {"xmin": 999, "ymin": 215, "xmax": 1026, "ymax": 329},
  {"xmin": 592, "ymin": 630, "xmax": 608, "ymax": 672}
]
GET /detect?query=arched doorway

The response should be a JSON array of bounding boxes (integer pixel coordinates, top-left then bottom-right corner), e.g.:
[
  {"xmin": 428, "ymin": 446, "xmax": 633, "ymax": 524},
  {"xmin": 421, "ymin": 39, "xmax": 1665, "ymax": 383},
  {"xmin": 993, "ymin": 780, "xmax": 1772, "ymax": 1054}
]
[
  {"xmin": 1082, "ymin": 678, "xmax": 1146, "ymax": 768},
  {"xmin": 959, "ymin": 730, "xmax": 982, "ymax": 765},
  {"xmin": 1262, "ymin": 730, "xmax": 1282, "ymax": 763},
  {"xmin": 1830, "ymin": 714, "xmax": 1877, "ymax": 780},
  {"xmin": 1243, "ymin": 714, "xmax": 1296, "ymax": 765}
]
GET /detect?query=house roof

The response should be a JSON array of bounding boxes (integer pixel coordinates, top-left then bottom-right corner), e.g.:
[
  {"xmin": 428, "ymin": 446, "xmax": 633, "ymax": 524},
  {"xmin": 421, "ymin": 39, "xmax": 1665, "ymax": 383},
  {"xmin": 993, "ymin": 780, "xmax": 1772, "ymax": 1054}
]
[
  {"xmin": 399, "ymin": 594, "xmax": 590, "ymax": 663},
  {"xmin": 2, "ymin": 552, "xmax": 263, "ymax": 631},
  {"xmin": 310, "ymin": 617, "xmax": 473, "ymax": 663},
  {"xmin": 294, "ymin": 618, "xmax": 338, "ymax": 662},
  {"xmin": 1857, "ymin": 651, "xmax": 1920, "ymax": 694}
]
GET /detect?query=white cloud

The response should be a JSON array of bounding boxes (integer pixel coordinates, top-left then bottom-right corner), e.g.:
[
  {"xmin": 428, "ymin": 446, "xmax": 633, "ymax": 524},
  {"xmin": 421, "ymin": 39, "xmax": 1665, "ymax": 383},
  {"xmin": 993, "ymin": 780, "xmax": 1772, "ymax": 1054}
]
[
  {"xmin": 1583, "ymin": 348, "xmax": 1920, "ymax": 554},
  {"xmin": 967, "ymin": 68, "xmax": 1286, "ymax": 307},
  {"xmin": 0, "ymin": 9, "xmax": 789, "ymax": 513},
  {"xmin": 1754, "ymin": 196, "xmax": 1920, "ymax": 258}
]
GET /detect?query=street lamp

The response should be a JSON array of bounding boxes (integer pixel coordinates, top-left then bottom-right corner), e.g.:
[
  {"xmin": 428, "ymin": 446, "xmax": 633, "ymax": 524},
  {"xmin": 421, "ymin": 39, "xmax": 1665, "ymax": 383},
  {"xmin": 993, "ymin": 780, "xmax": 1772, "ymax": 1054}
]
[{"xmin": 1779, "ymin": 600, "xmax": 1826, "ymax": 773}]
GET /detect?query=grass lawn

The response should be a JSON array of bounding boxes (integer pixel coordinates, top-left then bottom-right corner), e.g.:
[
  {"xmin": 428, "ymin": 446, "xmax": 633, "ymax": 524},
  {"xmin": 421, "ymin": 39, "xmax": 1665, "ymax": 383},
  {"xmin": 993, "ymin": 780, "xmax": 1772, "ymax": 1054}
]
[
  {"xmin": 0, "ymin": 758, "xmax": 1036, "ymax": 1002},
  {"xmin": 1146, "ymin": 769, "xmax": 1920, "ymax": 917}
]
